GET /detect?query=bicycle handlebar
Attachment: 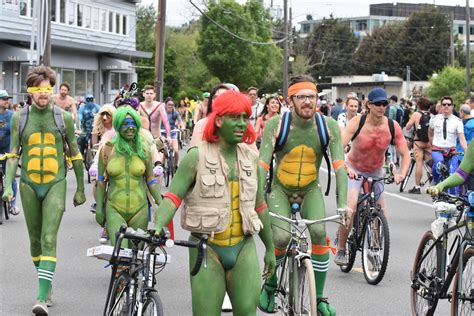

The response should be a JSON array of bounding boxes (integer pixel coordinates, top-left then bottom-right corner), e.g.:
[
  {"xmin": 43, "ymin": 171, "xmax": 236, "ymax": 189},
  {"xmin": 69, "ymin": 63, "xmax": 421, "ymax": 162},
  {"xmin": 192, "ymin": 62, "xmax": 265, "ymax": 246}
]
[
  {"xmin": 269, "ymin": 210, "xmax": 346, "ymax": 228},
  {"xmin": 353, "ymin": 174, "xmax": 394, "ymax": 185}
]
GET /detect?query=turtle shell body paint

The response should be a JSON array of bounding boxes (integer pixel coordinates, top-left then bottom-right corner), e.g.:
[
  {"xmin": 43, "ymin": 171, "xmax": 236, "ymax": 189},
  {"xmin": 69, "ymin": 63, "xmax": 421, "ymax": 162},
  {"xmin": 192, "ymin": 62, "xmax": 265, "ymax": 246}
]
[{"xmin": 276, "ymin": 144, "xmax": 318, "ymax": 188}]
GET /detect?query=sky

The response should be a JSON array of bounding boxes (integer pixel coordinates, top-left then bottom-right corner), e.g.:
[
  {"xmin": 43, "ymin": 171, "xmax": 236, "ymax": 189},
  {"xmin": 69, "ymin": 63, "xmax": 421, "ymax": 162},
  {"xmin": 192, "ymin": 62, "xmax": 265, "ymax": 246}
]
[{"xmin": 142, "ymin": 0, "xmax": 473, "ymax": 29}]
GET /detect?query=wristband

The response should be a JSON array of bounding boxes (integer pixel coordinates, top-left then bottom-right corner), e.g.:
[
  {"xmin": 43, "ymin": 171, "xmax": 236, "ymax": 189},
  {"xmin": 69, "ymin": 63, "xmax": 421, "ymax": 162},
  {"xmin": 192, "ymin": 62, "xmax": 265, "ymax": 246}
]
[
  {"xmin": 98, "ymin": 175, "xmax": 105, "ymax": 182},
  {"xmin": 163, "ymin": 192, "xmax": 182, "ymax": 208},
  {"xmin": 147, "ymin": 178, "xmax": 158, "ymax": 186},
  {"xmin": 259, "ymin": 161, "xmax": 270, "ymax": 171},
  {"xmin": 455, "ymin": 168, "xmax": 469, "ymax": 182},
  {"xmin": 255, "ymin": 203, "xmax": 267, "ymax": 213}
]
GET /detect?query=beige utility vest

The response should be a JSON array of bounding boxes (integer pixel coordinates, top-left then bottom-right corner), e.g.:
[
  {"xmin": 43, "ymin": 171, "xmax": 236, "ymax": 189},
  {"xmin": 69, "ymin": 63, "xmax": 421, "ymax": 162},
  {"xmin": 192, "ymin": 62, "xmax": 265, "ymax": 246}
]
[{"xmin": 181, "ymin": 141, "xmax": 263, "ymax": 236}]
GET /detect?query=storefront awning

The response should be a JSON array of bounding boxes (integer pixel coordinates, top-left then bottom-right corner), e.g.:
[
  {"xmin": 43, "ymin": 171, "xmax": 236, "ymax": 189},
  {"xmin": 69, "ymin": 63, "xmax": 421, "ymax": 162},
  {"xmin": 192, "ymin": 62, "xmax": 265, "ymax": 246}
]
[
  {"xmin": 100, "ymin": 56, "xmax": 133, "ymax": 72},
  {"xmin": 0, "ymin": 44, "xmax": 36, "ymax": 62}
]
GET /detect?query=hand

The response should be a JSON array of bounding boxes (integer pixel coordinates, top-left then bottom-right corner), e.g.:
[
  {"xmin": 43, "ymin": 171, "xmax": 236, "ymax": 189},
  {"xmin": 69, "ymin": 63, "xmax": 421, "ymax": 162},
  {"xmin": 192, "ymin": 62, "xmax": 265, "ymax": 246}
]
[
  {"xmin": 73, "ymin": 190, "xmax": 86, "ymax": 206},
  {"xmin": 2, "ymin": 187, "xmax": 13, "ymax": 202},
  {"xmin": 153, "ymin": 165, "xmax": 163, "ymax": 177},
  {"xmin": 346, "ymin": 166, "xmax": 358, "ymax": 180},
  {"xmin": 394, "ymin": 173, "xmax": 405, "ymax": 185},
  {"xmin": 426, "ymin": 185, "xmax": 443, "ymax": 196},
  {"xmin": 262, "ymin": 249, "xmax": 276, "ymax": 281},
  {"xmin": 167, "ymin": 137, "xmax": 172, "ymax": 144},
  {"xmin": 95, "ymin": 205, "xmax": 105, "ymax": 226},
  {"xmin": 88, "ymin": 165, "xmax": 98, "ymax": 177}
]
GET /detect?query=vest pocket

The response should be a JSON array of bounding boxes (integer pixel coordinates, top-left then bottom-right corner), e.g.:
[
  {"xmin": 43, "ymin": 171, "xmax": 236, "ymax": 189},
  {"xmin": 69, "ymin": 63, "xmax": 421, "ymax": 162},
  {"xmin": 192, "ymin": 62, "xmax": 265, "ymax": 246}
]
[
  {"xmin": 181, "ymin": 206, "xmax": 230, "ymax": 233},
  {"xmin": 200, "ymin": 175, "xmax": 225, "ymax": 198},
  {"xmin": 239, "ymin": 177, "xmax": 257, "ymax": 201}
]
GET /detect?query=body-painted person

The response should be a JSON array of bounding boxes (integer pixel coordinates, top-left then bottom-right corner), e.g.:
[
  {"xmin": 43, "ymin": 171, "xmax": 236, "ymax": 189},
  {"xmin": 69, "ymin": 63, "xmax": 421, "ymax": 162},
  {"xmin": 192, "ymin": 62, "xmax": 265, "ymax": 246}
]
[
  {"xmin": 95, "ymin": 106, "xmax": 162, "ymax": 247},
  {"xmin": 154, "ymin": 90, "xmax": 276, "ymax": 316},
  {"xmin": 258, "ymin": 75, "xmax": 348, "ymax": 315},
  {"xmin": 2, "ymin": 66, "xmax": 86, "ymax": 315}
]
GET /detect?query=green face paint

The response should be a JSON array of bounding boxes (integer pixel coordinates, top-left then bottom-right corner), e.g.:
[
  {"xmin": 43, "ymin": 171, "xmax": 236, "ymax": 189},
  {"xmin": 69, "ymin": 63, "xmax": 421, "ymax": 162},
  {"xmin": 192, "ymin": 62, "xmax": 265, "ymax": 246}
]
[
  {"xmin": 119, "ymin": 116, "xmax": 137, "ymax": 141},
  {"xmin": 217, "ymin": 112, "xmax": 248, "ymax": 144}
]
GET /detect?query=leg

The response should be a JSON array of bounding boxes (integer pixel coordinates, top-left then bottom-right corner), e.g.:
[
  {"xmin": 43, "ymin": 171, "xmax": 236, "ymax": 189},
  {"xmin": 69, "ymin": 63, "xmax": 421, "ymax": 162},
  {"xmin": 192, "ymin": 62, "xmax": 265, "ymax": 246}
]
[
  {"xmin": 431, "ymin": 151, "xmax": 443, "ymax": 184},
  {"xmin": 414, "ymin": 143, "xmax": 424, "ymax": 186},
  {"xmin": 189, "ymin": 239, "xmax": 226, "ymax": 316},
  {"xmin": 227, "ymin": 238, "xmax": 260, "ymax": 316},
  {"xmin": 20, "ymin": 181, "xmax": 43, "ymax": 267},
  {"xmin": 337, "ymin": 179, "xmax": 361, "ymax": 252},
  {"xmin": 300, "ymin": 189, "xmax": 335, "ymax": 316},
  {"xmin": 171, "ymin": 138, "xmax": 179, "ymax": 167},
  {"xmin": 127, "ymin": 207, "xmax": 149, "ymax": 233},
  {"xmin": 105, "ymin": 204, "xmax": 127, "ymax": 247}
]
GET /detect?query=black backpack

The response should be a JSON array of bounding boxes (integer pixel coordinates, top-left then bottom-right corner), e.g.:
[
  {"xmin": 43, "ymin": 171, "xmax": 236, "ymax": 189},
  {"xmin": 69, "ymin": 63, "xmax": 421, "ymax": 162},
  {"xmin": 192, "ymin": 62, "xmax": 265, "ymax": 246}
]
[
  {"xmin": 415, "ymin": 111, "xmax": 430, "ymax": 143},
  {"xmin": 395, "ymin": 106, "xmax": 404, "ymax": 126}
]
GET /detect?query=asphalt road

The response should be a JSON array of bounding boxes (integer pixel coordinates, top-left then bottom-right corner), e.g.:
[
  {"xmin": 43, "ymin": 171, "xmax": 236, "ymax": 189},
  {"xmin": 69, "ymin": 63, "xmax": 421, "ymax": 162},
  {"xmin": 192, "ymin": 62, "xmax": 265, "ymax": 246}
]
[{"xmin": 0, "ymin": 152, "xmax": 453, "ymax": 316}]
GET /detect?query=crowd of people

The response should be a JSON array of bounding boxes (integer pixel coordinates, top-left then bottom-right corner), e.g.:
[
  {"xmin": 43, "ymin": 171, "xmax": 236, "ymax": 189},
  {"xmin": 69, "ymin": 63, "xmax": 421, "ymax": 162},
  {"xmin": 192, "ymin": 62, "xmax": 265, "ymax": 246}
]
[{"xmin": 1, "ymin": 65, "xmax": 474, "ymax": 316}]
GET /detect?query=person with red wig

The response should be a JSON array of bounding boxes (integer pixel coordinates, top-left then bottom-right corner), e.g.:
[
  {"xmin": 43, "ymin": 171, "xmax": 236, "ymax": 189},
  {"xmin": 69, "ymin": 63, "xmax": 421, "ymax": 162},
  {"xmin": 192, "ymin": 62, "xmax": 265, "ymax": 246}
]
[{"xmin": 154, "ymin": 90, "xmax": 276, "ymax": 315}]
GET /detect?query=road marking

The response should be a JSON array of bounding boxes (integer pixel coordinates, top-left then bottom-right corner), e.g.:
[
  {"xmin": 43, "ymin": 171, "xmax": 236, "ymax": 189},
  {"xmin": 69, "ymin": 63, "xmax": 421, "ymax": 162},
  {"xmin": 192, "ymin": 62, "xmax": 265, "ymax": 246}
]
[{"xmin": 320, "ymin": 168, "xmax": 432, "ymax": 208}]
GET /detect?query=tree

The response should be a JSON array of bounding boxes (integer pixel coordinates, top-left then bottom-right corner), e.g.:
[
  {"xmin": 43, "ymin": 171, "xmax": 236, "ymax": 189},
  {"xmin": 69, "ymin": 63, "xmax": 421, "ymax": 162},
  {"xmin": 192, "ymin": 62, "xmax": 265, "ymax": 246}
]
[
  {"xmin": 198, "ymin": 0, "xmax": 279, "ymax": 89},
  {"xmin": 426, "ymin": 66, "xmax": 472, "ymax": 107},
  {"xmin": 305, "ymin": 16, "xmax": 359, "ymax": 81}
]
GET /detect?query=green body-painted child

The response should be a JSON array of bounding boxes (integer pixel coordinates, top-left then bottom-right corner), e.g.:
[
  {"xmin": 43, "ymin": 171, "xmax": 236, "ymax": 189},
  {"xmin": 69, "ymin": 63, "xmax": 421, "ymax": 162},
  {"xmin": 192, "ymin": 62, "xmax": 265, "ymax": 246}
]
[
  {"xmin": 2, "ymin": 66, "xmax": 86, "ymax": 315},
  {"xmin": 155, "ymin": 90, "xmax": 276, "ymax": 316},
  {"xmin": 258, "ymin": 75, "xmax": 348, "ymax": 315}
]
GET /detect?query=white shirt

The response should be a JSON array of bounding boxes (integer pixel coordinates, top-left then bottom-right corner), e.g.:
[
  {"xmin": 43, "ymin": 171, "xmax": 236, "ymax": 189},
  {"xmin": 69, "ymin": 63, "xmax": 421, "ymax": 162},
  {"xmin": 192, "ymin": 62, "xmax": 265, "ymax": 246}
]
[
  {"xmin": 471, "ymin": 109, "xmax": 474, "ymax": 116},
  {"xmin": 250, "ymin": 102, "xmax": 264, "ymax": 126},
  {"xmin": 429, "ymin": 114, "xmax": 464, "ymax": 148},
  {"xmin": 337, "ymin": 112, "xmax": 360, "ymax": 128}
]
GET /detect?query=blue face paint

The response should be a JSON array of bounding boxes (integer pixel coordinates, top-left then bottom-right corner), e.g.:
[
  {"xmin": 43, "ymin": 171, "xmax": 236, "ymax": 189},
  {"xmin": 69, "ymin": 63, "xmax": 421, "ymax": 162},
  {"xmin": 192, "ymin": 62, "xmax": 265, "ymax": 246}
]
[{"xmin": 120, "ymin": 117, "xmax": 137, "ymax": 131}]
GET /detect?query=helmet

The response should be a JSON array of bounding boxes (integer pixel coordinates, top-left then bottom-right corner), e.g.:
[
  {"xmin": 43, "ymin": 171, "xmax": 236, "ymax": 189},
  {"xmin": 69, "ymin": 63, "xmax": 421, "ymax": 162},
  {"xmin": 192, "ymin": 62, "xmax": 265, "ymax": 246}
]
[{"xmin": 85, "ymin": 94, "xmax": 94, "ymax": 102}]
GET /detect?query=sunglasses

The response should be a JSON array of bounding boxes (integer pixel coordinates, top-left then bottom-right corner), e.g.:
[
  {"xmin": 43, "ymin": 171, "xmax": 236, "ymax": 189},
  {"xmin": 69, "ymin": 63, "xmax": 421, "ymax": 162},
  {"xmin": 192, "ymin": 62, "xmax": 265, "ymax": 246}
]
[
  {"xmin": 441, "ymin": 102, "xmax": 452, "ymax": 107},
  {"xmin": 86, "ymin": 98, "xmax": 94, "ymax": 102},
  {"xmin": 372, "ymin": 101, "xmax": 388, "ymax": 107},
  {"xmin": 0, "ymin": 98, "xmax": 9, "ymax": 101}
]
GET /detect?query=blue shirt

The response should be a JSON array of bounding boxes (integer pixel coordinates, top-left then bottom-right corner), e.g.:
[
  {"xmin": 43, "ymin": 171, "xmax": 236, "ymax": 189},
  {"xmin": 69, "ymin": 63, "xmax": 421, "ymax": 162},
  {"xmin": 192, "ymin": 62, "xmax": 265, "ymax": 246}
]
[
  {"xmin": 0, "ymin": 110, "xmax": 13, "ymax": 152},
  {"xmin": 162, "ymin": 109, "xmax": 182, "ymax": 130},
  {"xmin": 457, "ymin": 117, "xmax": 474, "ymax": 154},
  {"xmin": 78, "ymin": 102, "xmax": 100, "ymax": 134}
]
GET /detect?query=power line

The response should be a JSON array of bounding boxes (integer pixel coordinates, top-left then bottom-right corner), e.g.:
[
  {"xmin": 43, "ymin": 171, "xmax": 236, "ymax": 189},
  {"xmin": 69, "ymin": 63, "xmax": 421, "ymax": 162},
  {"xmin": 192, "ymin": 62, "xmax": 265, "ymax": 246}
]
[{"xmin": 189, "ymin": 0, "xmax": 287, "ymax": 46}]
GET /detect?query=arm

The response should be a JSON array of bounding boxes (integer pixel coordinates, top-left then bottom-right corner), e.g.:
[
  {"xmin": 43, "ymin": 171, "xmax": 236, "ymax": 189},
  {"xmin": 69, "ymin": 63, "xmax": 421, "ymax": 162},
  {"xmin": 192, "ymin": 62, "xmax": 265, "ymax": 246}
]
[
  {"xmin": 95, "ymin": 146, "xmax": 107, "ymax": 226},
  {"xmin": 176, "ymin": 110, "xmax": 185, "ymax": 130},
  {"xmin": 155, "ymin": 148, "xmax": 199, "ymax": 232},
  {"xmin": 257, "ymin": 116, "xmax": 279, "ymax": 195},
  {"xmin": 341, "ymin": 115, "xmax": 360, "ymax": 148},
  {"xmin": 145, "ymin": 149, "xmax": 162, "ymax": 206},
  {"xmin": 405, "ymin": 111, "xmax": 419, "ymax": 131},
  {"xmin": 64, "ymin": 112, "xmax": 86, "ymax": 206},
  {"xmin": 159, "ymin": 105, "xmax": 171, "ymax": 138},
  {"xmin": 69, "ymin": 96, "xmax": 78, "ymax": 125},
  {"xmin": 394, "ymin": 123, "xmax": 410, "ymax": 183},
  {"xmin": 2, "ymin": 113, "xmax": 20, "ymax": 201},
  {"xmin": 327, "ymin": 118, "xmax": 348, "ymax": 209}
]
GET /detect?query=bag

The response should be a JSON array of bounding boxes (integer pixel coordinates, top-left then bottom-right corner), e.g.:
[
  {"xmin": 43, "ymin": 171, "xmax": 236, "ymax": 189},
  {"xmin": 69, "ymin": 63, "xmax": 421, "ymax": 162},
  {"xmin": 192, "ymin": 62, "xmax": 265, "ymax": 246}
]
[
  {"xmin": 395, "ymin": 106, "xmax": 404, "ymax": 126},
  {"xmin": 351, "ymin": 114, "xmax": 395, "ymax": 145},
  {"xmin": 415, "ymin": 111, "xmax": 430, "ymax": 143},
  {"xmin": 270, "ymin": 111, "xmax": 331, "ymax": 195}
]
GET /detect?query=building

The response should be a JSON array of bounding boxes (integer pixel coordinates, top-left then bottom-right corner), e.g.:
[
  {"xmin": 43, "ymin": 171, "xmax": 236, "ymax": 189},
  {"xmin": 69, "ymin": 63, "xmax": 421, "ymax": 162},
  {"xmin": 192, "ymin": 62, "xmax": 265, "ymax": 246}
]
[
  {"xmin": 0, "ymin": 0, "xmax": 152, "ymax": 104},
  {"xmin": 299, "ymin": 2, "xmax": 474, "ymax": 44}
]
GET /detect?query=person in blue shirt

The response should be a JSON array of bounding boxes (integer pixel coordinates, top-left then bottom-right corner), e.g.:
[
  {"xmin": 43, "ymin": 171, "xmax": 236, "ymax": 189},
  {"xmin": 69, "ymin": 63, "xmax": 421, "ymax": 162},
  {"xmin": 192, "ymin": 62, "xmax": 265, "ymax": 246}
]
[
  {"xmin": 161, "ymin": 97, "xmax": 185, "ymax": 169},
  {"xmin": 77, "ymin": 94, "xmax": 100, "ymax": 157},
  {"xmin": 457, "ymin": 104, "xmax": 474, "ymax": 160},
  {"xmin": 0, "ymin": 90, "xmax": 19, "ymax": 216}
]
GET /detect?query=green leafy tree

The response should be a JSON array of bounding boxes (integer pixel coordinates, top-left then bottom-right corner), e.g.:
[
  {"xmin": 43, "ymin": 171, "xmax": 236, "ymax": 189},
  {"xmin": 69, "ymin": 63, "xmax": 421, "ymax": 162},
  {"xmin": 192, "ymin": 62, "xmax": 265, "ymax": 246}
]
[
  {"xmin": 426, "ymin": 66, "xmax": 472, "ymax": 107},
  {"xmin": 198, "ymin": 0, "xmax": 278, "ymax": 89},
  {"xmin": 305, "ymin": 16, "xmax": 359, "ymax": 81}
]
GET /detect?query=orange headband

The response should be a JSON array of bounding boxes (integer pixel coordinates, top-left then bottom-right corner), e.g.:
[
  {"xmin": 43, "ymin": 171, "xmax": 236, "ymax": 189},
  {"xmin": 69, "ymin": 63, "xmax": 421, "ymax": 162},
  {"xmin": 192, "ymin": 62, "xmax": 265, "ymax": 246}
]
[{"xmin": 288, "ymin": 82, "xmax": 317, "ymax": 97}]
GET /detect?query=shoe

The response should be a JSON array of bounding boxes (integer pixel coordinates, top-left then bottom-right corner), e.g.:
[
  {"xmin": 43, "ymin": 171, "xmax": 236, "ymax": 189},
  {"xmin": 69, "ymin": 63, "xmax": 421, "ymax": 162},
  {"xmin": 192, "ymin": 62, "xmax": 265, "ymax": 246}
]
[
  {"xmin": 9, "ymin": 206, "xmax": 20, "ymax": 216},
  {"xmin": 90, "ymin": 203, "xmax": 96, "ymax": 214},
  {"xmin": 317, "ymin": 297, "xmax": 336, "ymax": 316},
  {"xmin": 99, "ymin": 228, "xmax": 109, "ymax": 244},
  {"xmin": 408, "ymin": 187, "xmax": 421, "ymax": 194},
  {"xmin": 258, "ymin": 283, "xmax": 277, "ymax": 313},
  {"xmin": 32, "ymin": 300, "xmax": 48, "ymax": 315},
  {"xmin": 46, "ymin": 287, "xmax": 53, "ymax": 307},
  {"xmin": 334, "ymin": 249, "xmax": 348, "ymax": 266}
]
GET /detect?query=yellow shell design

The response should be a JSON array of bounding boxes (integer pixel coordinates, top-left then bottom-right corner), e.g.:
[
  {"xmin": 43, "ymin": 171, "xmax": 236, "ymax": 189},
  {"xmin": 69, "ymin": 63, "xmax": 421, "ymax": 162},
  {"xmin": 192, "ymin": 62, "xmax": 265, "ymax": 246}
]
[
  {"xmin": 277, "ymin": 145, "xmax": 317, "ymax": 188},
  {"xmin": 26, "ymin": 133, "xmax": 58, "ymax": 184}
]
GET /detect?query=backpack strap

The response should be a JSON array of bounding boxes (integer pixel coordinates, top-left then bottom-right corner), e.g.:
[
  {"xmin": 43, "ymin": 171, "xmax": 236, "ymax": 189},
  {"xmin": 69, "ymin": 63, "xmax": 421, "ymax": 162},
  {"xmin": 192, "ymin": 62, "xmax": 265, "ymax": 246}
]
[
  {"xmin": 315, "ymin": 111, "xmax": 331, "ymax": 196},
  {"xmin": 388, "ymin": 118, "xmax": 395, "ymax": 146},
  {"xmin": 351, "ymin": 114, "xmax": 367, "ymax": 142},
  {"xmin": 275, "ymin": 112, "xmax": 292, "ymax": 152},
  {"xmin": 18, "ymin": 105, "xmax": 29, "ymax": 146},
  {"xmin": 52, "ymin": 105, "xmax": 66, "ymax": 140}
]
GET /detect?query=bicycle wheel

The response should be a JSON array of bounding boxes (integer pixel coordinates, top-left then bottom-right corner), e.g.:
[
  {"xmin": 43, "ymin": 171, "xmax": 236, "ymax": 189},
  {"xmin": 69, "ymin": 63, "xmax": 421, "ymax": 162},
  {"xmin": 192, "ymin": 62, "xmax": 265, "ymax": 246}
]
[
  {"xmin": 361, "ymin": 210, "xmax": 390, "ymax": 285},
  {"xmin": 107, "ymin": 272, "xmax": 131, "ymax": 316},
  {"xmin": 276, "ymin": 255, "xmax": 291, "ymax": 314},
  {"xmin": 340, "ymin": 206, "xmax": 363, "ymax": 273},
  {"xmin": 142, "ymin": 291, "xmax": 164, "ymax": 316},
  {"xmin": 400, "ymin": 159, "xmax": 415, "ymax": 192},
  {"xmin": 294, "ymin": 258, "xmax": 317, "ymax": 315},
  {"xmin": 410, "ymin": 230, "xmax": 442, "ymax": 316},
  {"xmin": 3, "ymin": 200, "xmax": 9, "ymax": 221},
  {"xmin": 165, "ymin": 154, "xmax": 174, "ymax": 187},
  {"xmin": 0, "ymin": 179, "xmax": 5, "ymax": 224},
  {"xmin": 85, "ymin": 148, "xmax": 94, "ymax": 184},
  {"xmin": 451, "ymin": 247, "xmax": 474, "ymax": 315}
]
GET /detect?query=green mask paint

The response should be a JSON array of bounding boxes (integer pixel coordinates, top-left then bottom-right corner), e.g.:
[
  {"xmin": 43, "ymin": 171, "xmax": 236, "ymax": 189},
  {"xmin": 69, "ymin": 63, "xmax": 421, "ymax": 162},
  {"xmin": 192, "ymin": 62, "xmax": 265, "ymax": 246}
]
[{"xmin": 217, "ymin": 112, "xmax": 248, "ymax": 144}]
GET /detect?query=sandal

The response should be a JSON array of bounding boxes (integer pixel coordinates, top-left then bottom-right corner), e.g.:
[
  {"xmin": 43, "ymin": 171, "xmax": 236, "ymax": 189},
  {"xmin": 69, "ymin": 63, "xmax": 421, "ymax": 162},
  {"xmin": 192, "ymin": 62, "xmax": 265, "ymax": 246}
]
[
  {"xmin": 317, "ymin": 297, "xmax": 336, "ymax": 316},
  {"xmin": 9, "ymin": 206, "xmax": 20, "ymax": 216},
  {"xmin": 257, "ymin": 283, "xmax": 277, "ymax": 313}
]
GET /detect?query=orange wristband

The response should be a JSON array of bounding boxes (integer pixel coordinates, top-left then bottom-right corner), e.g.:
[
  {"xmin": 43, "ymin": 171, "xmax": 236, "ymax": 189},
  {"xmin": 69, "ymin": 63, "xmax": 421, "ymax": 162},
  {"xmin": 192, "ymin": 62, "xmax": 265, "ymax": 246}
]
[
  {"xmin": 259, "ymin": 160, "xmax": 270, "ymax": 171},
  {"xmin": 163, "ymin": 192, "xmax": 182, "ymax": 208},
  {"xmin": 255, "ymin": 203, "xmax": 267, "ymax": 213}
]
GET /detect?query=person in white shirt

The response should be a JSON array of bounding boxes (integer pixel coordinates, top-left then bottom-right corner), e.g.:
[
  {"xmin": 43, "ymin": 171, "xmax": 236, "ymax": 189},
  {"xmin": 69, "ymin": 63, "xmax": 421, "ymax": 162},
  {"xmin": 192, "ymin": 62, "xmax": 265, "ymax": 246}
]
[
  {"xmin": 337, "ymin": 96, "xmax": 360, "ymax": 131},
  {"xmin": 248, "ymin": 87, "xmax": 264, "ymax": 127},
  {"xmin": 429, "ymin": 96, "xmax": 467, "ymax": 193}
]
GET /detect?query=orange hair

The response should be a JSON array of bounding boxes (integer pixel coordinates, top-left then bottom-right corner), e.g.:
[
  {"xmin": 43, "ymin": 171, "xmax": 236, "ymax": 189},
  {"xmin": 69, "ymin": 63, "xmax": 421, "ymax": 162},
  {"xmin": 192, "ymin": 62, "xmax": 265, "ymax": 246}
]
[{"xmin": 203, "ymin": 90, "xmax": 256, "ymax": 144}]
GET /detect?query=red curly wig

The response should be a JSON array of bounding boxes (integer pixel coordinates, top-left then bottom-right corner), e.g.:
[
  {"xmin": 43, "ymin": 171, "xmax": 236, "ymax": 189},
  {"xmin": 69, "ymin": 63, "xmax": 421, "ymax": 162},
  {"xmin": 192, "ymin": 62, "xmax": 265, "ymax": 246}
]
[{"xmin": 203, "ymin": 90, "xmax": 256, "ymax": 144}]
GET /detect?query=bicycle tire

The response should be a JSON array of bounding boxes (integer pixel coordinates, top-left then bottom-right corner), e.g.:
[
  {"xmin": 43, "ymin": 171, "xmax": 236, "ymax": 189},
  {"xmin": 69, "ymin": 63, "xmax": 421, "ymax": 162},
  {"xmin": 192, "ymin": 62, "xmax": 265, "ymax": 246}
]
[
  {"xmin": 450, "ymin": 247, "xmax": 474, "ymax": 316},
  {"xmin": 294, "ymin": 258, "xmax": 317, "ymax": 315},
  {"xmin": 166, "ymin": 154, "xmax": 174, "ymax": 187},
  {"xmin": 410, "ymin": 230, "xmax": 442, "ymax": 316},
  {"xmin": 3, "ymin": 200, "xmax": 9, "ymax": 221},
  {"xmin": 107, "ymin": 272, "xmax": 131, "ymax": 316},
  {"xmin": 276, "ymin": 255, "xmax": 291, "ymax": 314},
  {"xmin": 361, "ymin": 210, "xmax": 390, "ymax": 285},
  {"xmin": 0, "ymin": 178, "xmax": 5, "ymax": 223},
  {"xmin": 340, "ymin": 205, "xmax": 363, "ymax": 273},
  {"xmin": 400, "ymin": 159, "xmax": 415, "ymax": 192},
  {"xmin": 142, "ymin": 291, "xmax": 164, "ymax": 316}
]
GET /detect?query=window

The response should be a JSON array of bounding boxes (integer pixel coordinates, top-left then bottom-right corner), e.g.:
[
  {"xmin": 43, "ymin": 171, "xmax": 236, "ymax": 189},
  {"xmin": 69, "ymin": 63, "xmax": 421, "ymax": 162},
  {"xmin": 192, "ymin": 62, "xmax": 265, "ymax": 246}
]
[
  {"xmin": 110, "ymin": 72, "xmax": 120, "ymax": 90},
  {"xmin": 83, "ymin": 5, "xmax": 91, "ymax": 28},
  {"xmin": 303, "ymin": 24, "xmax": 310, "ymax": 33},
  {"xmin": 122, "ymin": 15, "xmax": 127, "ymax": 35},
  {"xmin": 471, "ymin": 26, "xmax": 474, "ymax": 35},
  {"xmin": 59, "ymin": 0, "xmax": 66, "ymax": 23},
  {"xmin": 68, "ymin": 2, "xmax": 75, "ymax": 25},
  {"xmin": 120, "ymin": 73, "xmax": 129, "ymax": 85},
  {"xmin": 75, "ymin": 70, "xmax": 86, "ymax": 96},
  {"xmin": 86, "ymin": 71, "xmax": 97, "ymax": 97},
  {"xmin": 100, "ymin": 9, "xmax": 107, "ymax": 31},
  {"xmin": 109, "ymin": 12, "xmax": 114, "ymax": 32},
  {"xmin": 19, "ymin": 0, "xmax": 31, "ymax": 17},
  {"xmin": 458, "ymin": 26, "xmax": 464, "ymax": 35},
  {"xmin": 62, "ymin": 70, "xmax": 75, "ymax": 95},
  {"xmin": 356, "ymin": 20, "xmax": 367, "ymax": 32},
  {"xmin": 92, "ymin": 7, "xmax": 99, "ymax": 30},
  {"xmin": 373, "ymin": 20, "xmax": 380, "ymax": 28},
  {"xmin": 116, "ymin": 13, "xmax": 121, "ymax": 34},
  {"xmin": 76, "ymin": 3, "xmax": 83, "ymax": 27},
  {"xmin": 51, "ymin": 0, "xmax": 57, "ymax": 21}
]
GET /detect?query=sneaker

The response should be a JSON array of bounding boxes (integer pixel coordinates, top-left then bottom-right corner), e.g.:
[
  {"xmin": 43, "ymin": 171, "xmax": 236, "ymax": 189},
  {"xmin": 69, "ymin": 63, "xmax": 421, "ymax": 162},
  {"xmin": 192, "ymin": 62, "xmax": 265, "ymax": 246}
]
[
  {"xmin": 32, "ymin": 300, "xmax": 48, "ymax": 315},
  {"xmin": 317, "ymin": 297, "xmax": 336, "ymax": 316},
  {"xmin": 9, "ymin": 206, "xmax": 20, "ymax": 216},
  {"xmin": 408, "ymin": 187, "xmax": 421, "ymax": 194},
  {"xmin": 334, "ymin": 249, "xmax": 348, "ymax": 266},
  {"xmin": 90, "ymin": 203, "xmax": 96, "ymax": 214},
  {"xmin": 99, "ymin": 228, "xmax": 109, "ymax": 244}
]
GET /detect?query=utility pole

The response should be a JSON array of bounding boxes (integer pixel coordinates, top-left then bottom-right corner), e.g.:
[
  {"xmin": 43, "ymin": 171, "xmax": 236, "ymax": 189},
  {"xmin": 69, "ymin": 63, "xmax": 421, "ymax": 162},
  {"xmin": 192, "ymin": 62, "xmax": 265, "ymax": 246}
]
[
  {"xmin": 154, "ymin": 0, "xmax": 167, "ymax": 101},
  {"xmin": 406, "ymin": 66, "xmax": 411, "ymax": 98},
  {"xmin": 42, "ymin": 0, "xmax": 52, "ymax": 66},
  {"xmin": 450, "ymin": 11, "xmax": 455, "ymax": 66},
  {"xmin": 466, "ymin": 0, "xmax": 471, "ymax": 98},
  {"xmin": 282, "ymin": 0, "xmax": 289, "ymax": 99}
]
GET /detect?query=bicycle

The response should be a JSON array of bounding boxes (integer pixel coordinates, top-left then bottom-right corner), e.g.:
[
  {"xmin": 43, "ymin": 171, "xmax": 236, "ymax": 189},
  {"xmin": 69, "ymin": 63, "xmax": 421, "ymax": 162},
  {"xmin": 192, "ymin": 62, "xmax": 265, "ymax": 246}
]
[
  {"xmin": 0, "ymin": 154, "xmax": 11, "ymax": 225},
  {"xmin": 160, "ymin": 137, "xmax": 175, "ymax": 188},
  {"xmin": 410, "ymin": 191, "xmax": 474, "ymax": 316},
  {"xmin": 432, "ymin": 149, "xmax": 459, "ymax": 195},
  {"xmin": 338, "ymin": 175, "xmax": 393, "ymax": 285},
  {"xmin": 399, "ymin": 136, "xmax": 432, "ymax": 192},
  {"xmin": 267, "ymin": 203, "xmax": 346, "ymax": 315},
  {"xmin": 104, "ymin": 223, "xmax": 208, "ymax": 316}
]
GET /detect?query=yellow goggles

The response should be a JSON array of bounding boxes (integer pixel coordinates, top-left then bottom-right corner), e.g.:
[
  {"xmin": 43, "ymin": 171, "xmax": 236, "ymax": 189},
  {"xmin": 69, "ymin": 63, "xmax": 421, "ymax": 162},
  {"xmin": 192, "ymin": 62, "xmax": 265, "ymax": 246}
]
[{"xmin": 27, "ymin": 86, "xmax": 54, "ymax": 93}]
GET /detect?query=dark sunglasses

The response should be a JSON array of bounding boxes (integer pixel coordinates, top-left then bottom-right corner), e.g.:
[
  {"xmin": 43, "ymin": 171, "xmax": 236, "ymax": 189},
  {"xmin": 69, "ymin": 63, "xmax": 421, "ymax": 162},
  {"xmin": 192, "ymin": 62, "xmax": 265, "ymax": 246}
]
[
  {"xmin": 86, "ymin": 98, "xmax": 94, "ymax": 102},
  {"xmin": 101, "ymin": 112, "xmax": 111, "ymax": 117},
  {"xmin": 441, "ymin": 102, "xmax": 452, "ymax": 107},
  {"xmin": 372, "ymin": 101, "xmax": 388, "ymax": 107},
  {"xmin": 0, "ymin": 97, "xmax": 9, "ymax": 101}
]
